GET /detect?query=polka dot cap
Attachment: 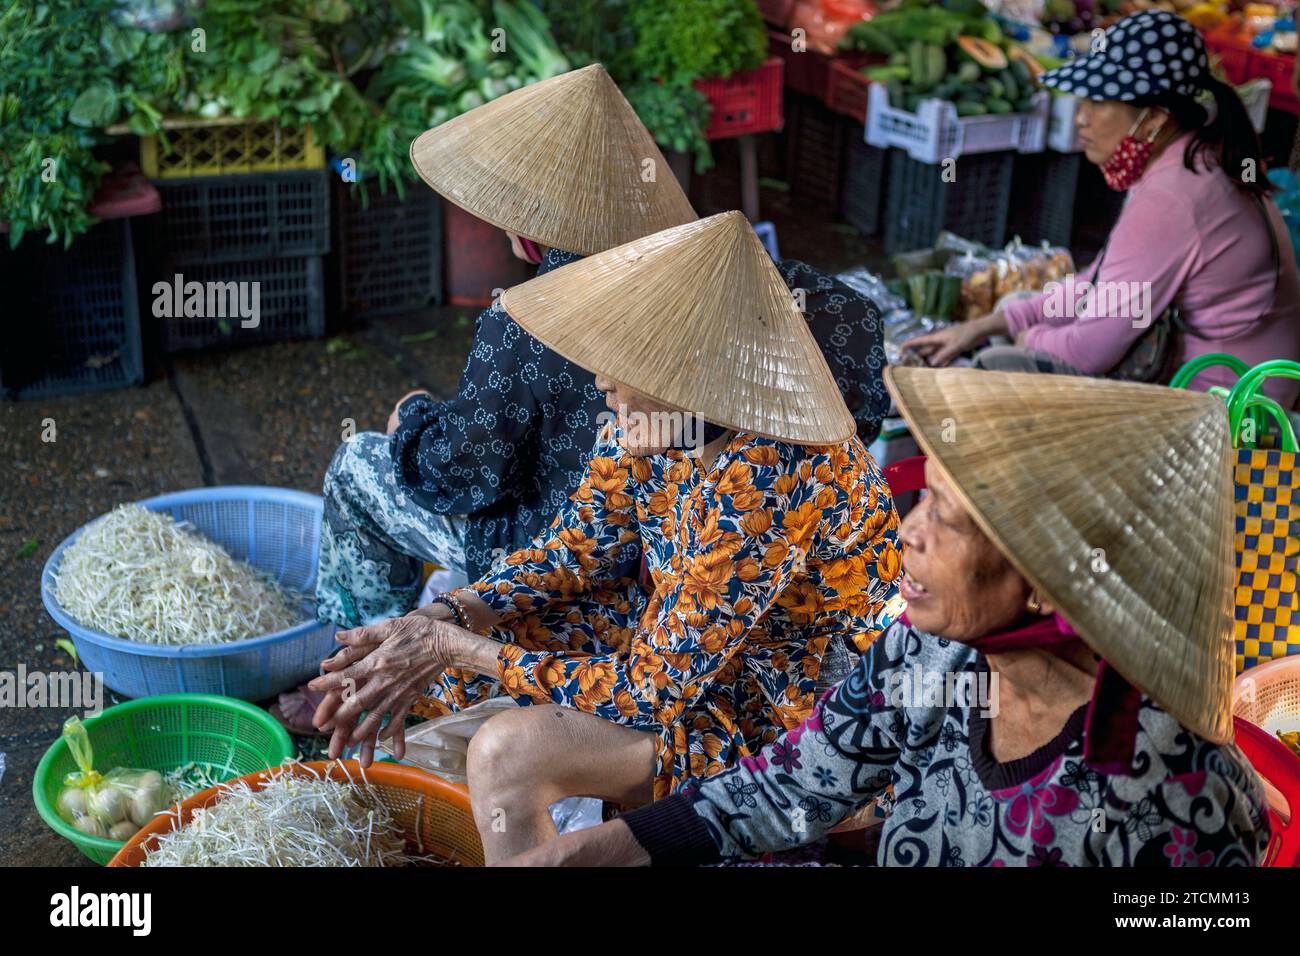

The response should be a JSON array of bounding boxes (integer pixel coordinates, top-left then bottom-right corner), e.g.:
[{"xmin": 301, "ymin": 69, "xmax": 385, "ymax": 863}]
[{"xmin": 1040, "ymin": 10, "xmax": 1208, "ymax": 102}]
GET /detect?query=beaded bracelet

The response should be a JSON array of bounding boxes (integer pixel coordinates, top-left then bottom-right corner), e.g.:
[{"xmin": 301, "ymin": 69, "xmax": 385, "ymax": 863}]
[{"xmin": 432, "ymin": 593, "xmax": 468, "ymax": 630}]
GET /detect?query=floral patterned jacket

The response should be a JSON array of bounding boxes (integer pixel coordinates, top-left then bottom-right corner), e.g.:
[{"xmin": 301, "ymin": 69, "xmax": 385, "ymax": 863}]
[
  {"xmin": 450, "ymin": 422, "xmax": 903, "ymax": 795},
  {"xmin": 620, "ymin": 622, "xmax": 1271, "ymax": 865}
]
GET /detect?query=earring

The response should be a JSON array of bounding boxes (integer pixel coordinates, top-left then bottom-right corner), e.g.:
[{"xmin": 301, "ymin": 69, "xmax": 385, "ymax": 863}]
[{"xmin": 1026, "ymin": 592, "xmax": 1042, "ymax": 614}]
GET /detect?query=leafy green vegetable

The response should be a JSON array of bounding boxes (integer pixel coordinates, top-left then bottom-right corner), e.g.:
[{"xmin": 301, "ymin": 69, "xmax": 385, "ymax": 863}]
[{"xmin": 626, "ymin": 0, "xmax": 767, "ymax": 87}]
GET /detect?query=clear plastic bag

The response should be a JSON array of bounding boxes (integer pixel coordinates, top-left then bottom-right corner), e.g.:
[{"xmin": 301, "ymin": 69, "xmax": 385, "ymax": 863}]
[
  {"xmin": 1041, "ymin": 241, "xmax": 1074, "ymax": 283},
  {"xmin": 836, "ymin": 267, "xmax": 906, "ymax": 313},
  {"xmin": 56, "ymin": 717, "xmax": 172, "ymax": 843},
  {"xmin": 381, "ymin": 696, "xmax": 519, "ymax": 785},
  {"xmin": 945, "ymin": 250, "xmax": 995, "ymax": 320}
]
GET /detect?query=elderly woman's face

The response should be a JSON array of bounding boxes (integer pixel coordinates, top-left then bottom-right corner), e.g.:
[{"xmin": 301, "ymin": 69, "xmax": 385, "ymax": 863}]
[
  {"xmin": 1075, "ymin": 98, "xmax": 1158, "ymax": 167},
  {"xmin": 897, "ymin": 461, "xmax": 1032, "ymax": 641},
  {"xmin": 594, "ymin": 374, "xmax": 682, "ymax": 456}
]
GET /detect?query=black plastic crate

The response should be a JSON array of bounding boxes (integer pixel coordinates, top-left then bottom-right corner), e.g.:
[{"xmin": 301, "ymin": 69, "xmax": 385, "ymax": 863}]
[
  {"xmin": 1, "ymin": 219, "xmax": 144, "ymax": 400},
  {"xmin": 1071, "ymin": 159, "xmax": 1127, "ymax": 264},
  {"xmin": 1007, "ymin": 151, "xmax": 1081, "ymax": 248},
  {"xmin": 335, "ymin": 179, "xmax": 442, "ymax": 319},
  {"xmin": 783, "ymin": 92, "xmax": 846, "ymax": 210},
  {"xmin": 883, "ymin": 149, "xmax": 1014, "ymax": 255},
  {"xmin": 151, "ymin": 254, "xmax": 325, "ymax": 352},
  {"xmin": 840, "ymin": 134, "xmax": 886, "ymax": 237},
  {"xmin": 152, "ymin": 170, "xmax": 329, "ymax": 264}
]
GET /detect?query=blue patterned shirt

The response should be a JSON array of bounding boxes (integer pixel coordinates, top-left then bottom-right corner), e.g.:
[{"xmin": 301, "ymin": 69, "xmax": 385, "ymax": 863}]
[{"xmin": 392, "ymin": 249, "xmax": 890, "ymax": 581}]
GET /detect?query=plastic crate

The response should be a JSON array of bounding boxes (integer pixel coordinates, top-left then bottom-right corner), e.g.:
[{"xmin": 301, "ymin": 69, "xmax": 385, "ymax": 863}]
[
  {"xmin": 866, "ymin": 83, "xmax": 1049, "ymax": 164},
  {"xmin": 840, "ymin": 134, "xmax": 886, "ymax": 237},
  {"xmin": 1206, "ymin": 32, "xmax": 1256, "ymax": 86},
  {"xmin": 1, "ymin": 219, "xmax": 143, "ymax": 400},
  {"xmin": 826, "ymin": 58, "xmax": 871, "ymax": 123},
  {"xmin": 883, "ymin": 148, "xmax": 1014, "ymax": 255},
  {"xmin": 335, "ymin": 179, "xmax": 443, "ymax": 319},
  {"xmin": 152, "ymin": 254, "xmax": 325, "ymax": 352},
  {"xmin": 757, "ymin": 0, "xmax": 796, "ymax": 27},
  {"xmin": 1008, "ymin": 150, "xmax": 1081, "ymax": 248},
  {"xmin": 784, "ymin": 92, "xmax": 847, "ymax": 210},
  {"xmin": 769, "ymin": 28, "xmax": 832, "ymax": 100},
  {"xmin": 152, "ymin": 170, "xmax": 329, "ymax": 265},
  {"xmin": 141, "ymin": 118, "xmax": 325, "ymax": 178},
  {"xmin": 696, "ymin": 57, "xmax": 785, "ymax": 140},
  {"xmin": 1047, "ymin": 94, "xmax": 1082, "ymax": 153},
  {"xmin": 1251, "ymin": 50, "xmax": 1300, "ymax": 115}
]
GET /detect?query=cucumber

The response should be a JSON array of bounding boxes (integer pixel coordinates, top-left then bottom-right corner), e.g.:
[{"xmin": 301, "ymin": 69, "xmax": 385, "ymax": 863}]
[
  {"xmin": 848, "ymin": 24, "xmax": 898, "ymax": 56},
  {"xmin": 956, "ymin": 61, "xmax": 981, "ymax": 84},
  {"xmin": 889, "ymin": 51, "xmax": 910, "ymax": 68},
  {"xmin": 986, "ymin": 77, "xmax": 1005, "ymax": 99},
  {"xmin": 987, "ymin": 97, "xmax": 1013, "ymax": 114},
  {"xmin": 908, "ymin": 41, "xmax": 927, "ymax": 88},
  {"xmin": 925, "ymin": 44, "xmax": 948, "ymax": 87},
  {"xmin": 955, "ymin": 100, "xmax": 988, "ymax": 116},
  {"xmin": 999, "ymin": 68, "xmax": 1019, "ymax": 104},
  {"xmin": 934, "ymin": 80, "xmax": 961, "ymax": 101},
  {"xmin": 1010, "ymin": 59, "xmax": 1033, "ymax": 89},
  {"xmin": 1015, "ymin": 96, "xmax": 1035, "ymax": 113}
]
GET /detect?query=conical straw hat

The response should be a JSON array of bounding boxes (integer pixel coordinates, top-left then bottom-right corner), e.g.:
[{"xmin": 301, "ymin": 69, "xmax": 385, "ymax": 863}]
[
  {"xmin": 499, "ymin": 211, "xmax": 856, "ymax": 445},
  {"xmin": 410, "ymin": 64, "xmax": 696, "ymax": 256},
  {"xmin": 885, "ymin": 366, "xmax": 1236, "ymax": 744}
]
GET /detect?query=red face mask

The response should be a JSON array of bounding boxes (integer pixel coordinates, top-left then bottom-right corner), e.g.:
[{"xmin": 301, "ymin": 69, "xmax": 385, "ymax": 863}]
[{"xmin": 1101, "ymin": 108, "xmax": 1161, "ymax": 192}]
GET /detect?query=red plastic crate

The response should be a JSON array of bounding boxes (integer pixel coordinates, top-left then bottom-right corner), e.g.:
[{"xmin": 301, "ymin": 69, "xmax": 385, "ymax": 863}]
[
  {"xmin": 1253, "ymin": 49, "xmax": 1300, "ymax": 115},
  {"xmin": 1204, "ymin": 31, "xmax": 1255, "ymax": 85},
  {"xmin": 769, "ymin": 28, "xmax": 834, "ymax": 100},
  {"xmin": 826, "ymin": 57, "xmax": 872, "ymax": 123},
  {"xmin": 757, "ymin": 0, "xmax": 796, "ymax": 28},
  {"xmin": 1203, "ymin": 26, "xmax": 1300, "ymax": 116},
  {"xmin": 696, "ymin": 57, "xmax": 785, "ymax": 140}
]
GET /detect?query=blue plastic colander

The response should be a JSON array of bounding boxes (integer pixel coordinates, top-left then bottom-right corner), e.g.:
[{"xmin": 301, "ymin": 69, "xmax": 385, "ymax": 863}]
[{"xmin": 41, "ymin": 486, "xmax": 338, "ymax": 701}]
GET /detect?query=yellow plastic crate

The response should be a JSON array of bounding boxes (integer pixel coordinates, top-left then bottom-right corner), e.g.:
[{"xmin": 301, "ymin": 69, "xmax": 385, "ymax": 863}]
[{"xmin": 141, "ymin": 118, "xmax": 325, "ymax": 178}]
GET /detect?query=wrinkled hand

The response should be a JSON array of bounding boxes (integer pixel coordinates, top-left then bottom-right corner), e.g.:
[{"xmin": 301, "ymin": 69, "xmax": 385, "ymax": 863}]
[
  {"xmin": 386, "ymin": 390, "xmax": 432, "ymax": 435},
  {"xmin": 902, "ymin": 320, "xmax": 990, "ymax": 368},
  {"xmin": 309, "ymin": 609, "xmax": 453, "ymax": 766}
]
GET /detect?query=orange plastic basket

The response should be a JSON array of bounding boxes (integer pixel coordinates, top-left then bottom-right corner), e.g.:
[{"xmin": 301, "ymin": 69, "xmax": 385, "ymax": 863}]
[{"xmin": 109, "ymin": 760, "xmax": 484, "ymax": 867}]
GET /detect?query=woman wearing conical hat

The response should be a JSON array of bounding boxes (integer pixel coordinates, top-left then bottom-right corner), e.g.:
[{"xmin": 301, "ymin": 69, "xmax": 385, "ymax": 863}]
[
  {"xmin": 497, "ymin": 367, "xmax": 1272, "ymax": 867},
  {"xmin": 309, "ymin": 212, "xmax": 906, "ymax": 862},
  {"xmin": 315, "ymin": 63, "xmax": 891, "ymax": 638}
]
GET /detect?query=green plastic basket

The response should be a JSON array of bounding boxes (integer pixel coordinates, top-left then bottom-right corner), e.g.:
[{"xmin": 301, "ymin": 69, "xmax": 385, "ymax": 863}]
[{"xmin": 32, "ymin": 694, "xmax": 295, "ymax": 865}]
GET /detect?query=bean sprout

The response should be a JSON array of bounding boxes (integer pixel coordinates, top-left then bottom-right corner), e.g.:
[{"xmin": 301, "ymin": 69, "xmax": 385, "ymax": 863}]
[
  {"xmin": 142, "ymin": 763, "xmax": 419, "ymax": 867},
  {"xmin": 54, "ymin": 505, "xmax": 303, "ymax": 646}
]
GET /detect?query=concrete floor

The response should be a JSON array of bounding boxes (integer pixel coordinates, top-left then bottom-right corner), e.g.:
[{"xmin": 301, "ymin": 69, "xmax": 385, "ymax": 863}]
[{"xmin": 0, "ymin": 169, "xmax": 882, "ymax": 866}]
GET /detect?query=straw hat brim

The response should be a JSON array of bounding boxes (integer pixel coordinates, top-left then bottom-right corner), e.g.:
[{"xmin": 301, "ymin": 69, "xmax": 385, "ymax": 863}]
[
  {"xmin": 500, "ymin": 211, "xmax": 857, "ymax": 446},
  {"xmin": 409, "ymin": 64, "xmax": 696, "ymax": 257},
  {"xmin": 885, "ymin": 366, "xmax": 1236, "ymax": 745}
]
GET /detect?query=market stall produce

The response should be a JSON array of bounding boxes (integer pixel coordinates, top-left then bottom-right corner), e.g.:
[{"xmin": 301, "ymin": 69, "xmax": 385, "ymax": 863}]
[{"xmin": 53, "ymin": 504, "xmax": 304, "ymax": 647}]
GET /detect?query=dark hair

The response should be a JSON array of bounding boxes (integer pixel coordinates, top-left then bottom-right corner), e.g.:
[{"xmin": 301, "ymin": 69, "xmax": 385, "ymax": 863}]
[{"xmin": 1135, "ymin": 77, "xmax": 1273, "ymax": 197}]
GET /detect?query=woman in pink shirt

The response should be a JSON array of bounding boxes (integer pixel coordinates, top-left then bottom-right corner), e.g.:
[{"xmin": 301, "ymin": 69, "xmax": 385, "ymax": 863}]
[{"xmin": 907, "ymin": 11, "xmax": 1300, "ymax": 407}]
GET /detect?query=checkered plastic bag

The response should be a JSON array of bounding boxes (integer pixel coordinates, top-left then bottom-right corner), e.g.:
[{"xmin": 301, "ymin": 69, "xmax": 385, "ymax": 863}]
[{"xmin": 1226, "ymin": 361, "xmax": 1300, "ymax": 672}]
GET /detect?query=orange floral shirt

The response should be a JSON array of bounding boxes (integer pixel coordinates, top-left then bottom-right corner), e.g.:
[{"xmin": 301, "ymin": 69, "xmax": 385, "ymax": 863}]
[{"xmin": 462, "ymin": 423, "xmax": 903, "ymax": 794}]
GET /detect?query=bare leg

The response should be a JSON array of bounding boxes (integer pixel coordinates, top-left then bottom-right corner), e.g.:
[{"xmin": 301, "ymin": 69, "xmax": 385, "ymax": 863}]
[{"xmin": 467, "ymin": 705, "xmax": 656, "ymax": 865}]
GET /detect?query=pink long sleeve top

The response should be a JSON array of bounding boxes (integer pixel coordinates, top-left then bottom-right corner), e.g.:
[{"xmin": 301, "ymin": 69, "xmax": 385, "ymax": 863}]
[{"xmin": 1003, "ymin": 133, "xmax": 1300, "ymax": 407}]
